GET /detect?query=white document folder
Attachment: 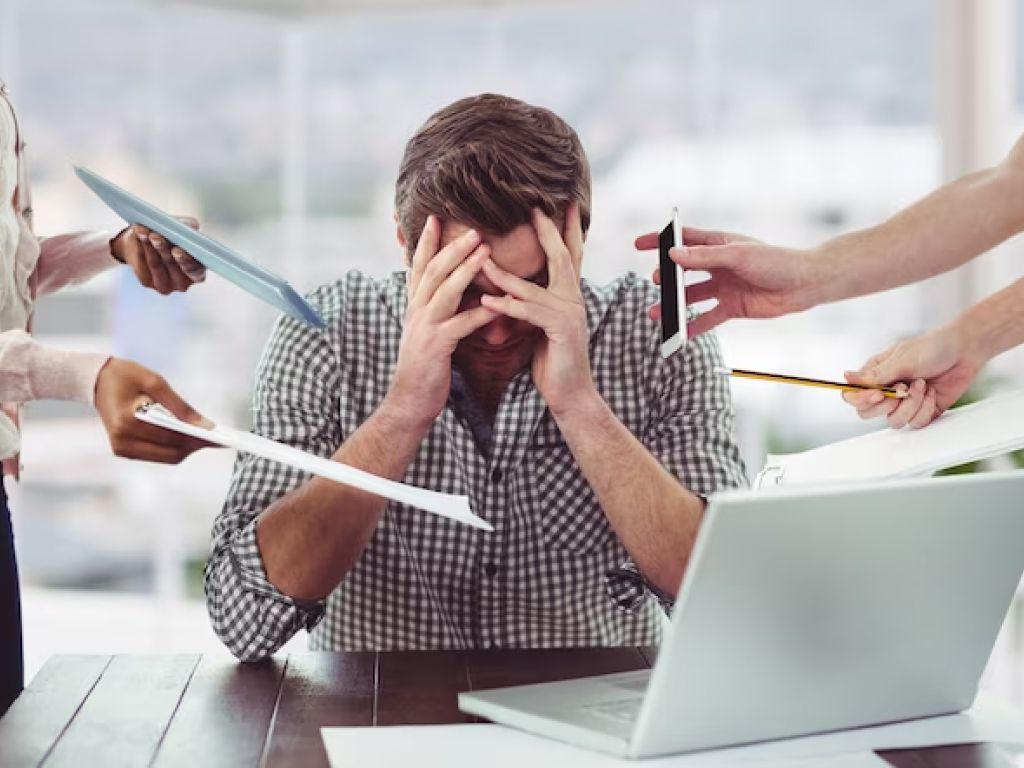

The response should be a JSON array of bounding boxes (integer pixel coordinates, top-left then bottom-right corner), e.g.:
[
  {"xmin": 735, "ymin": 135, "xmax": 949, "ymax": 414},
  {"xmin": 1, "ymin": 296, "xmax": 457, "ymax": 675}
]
[
  {"xmin": 136, "ymin": 403, "xmax": 491, "ymax": 531},
  {"xmin": 756, "ymin": 388, "xmax": 1024, "ymax": 488}
]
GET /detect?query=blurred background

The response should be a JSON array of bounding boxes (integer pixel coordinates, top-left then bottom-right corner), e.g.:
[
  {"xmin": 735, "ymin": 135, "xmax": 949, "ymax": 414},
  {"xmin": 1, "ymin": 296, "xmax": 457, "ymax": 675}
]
[{"xmin": 5, "ymin": 0, "xmax": 1024, "ymax": 698}]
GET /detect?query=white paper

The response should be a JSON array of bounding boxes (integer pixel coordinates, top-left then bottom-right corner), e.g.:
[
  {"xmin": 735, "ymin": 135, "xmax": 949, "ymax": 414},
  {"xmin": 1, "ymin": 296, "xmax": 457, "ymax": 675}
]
[
  {"xmin": 135, "ymin": 404, "xmax": 492, "ymax": 531},
  {"xmin": 756, "ymin": 388, "xmax": 1024, "ymax": 488},
  {"xmin": 322, "ymin": 693, "xmax": 1024, "ymax": 767},
  {"xmin": 321, "ymin": 726, "xmax": 888, "ymax": 768}
]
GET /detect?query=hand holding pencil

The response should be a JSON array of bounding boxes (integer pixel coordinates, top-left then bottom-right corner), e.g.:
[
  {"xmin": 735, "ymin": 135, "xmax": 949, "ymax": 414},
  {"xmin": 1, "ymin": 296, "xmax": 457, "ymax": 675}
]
[
  {"xmin": 841, "ymin": 327, "xmax": 983, "ymax": 430},
  {"xmin": 719, "ymin": 325, "xmax": 983, "ymax": 431},
  {"xmin": 714, "ymin": 367, "xmax": 910, "ymax": 399}
]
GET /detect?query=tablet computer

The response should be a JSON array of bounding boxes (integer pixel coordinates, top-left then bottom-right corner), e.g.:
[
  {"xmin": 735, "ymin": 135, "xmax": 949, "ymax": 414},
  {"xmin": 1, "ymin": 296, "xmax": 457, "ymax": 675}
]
[{"xmin": 75, "ymin": 165, "xmax": 326, "ymax": 329}]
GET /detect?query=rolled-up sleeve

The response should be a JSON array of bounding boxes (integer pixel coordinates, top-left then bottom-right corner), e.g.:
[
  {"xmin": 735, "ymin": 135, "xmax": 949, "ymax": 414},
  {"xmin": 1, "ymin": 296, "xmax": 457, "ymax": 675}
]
[
  {"xmin": 205, "ymin": 301, "xmax": 343, "ymax": 661},
  {"xmin": 606, "ymin": 326, "xmax": 748, "ymax": 612}
]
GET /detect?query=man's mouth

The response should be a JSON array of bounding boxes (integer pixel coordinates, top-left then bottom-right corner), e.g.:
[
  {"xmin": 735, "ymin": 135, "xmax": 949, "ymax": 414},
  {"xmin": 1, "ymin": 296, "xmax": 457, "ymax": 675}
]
[{"xmin": 473, "ymin": 342, "xmax": 520, "ymax": 356}]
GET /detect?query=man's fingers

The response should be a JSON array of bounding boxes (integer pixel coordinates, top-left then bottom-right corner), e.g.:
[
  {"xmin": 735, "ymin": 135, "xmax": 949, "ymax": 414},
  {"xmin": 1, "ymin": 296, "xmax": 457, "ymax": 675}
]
[
  {"xmin": 122, "ymin": 237, "xmax": 154, "ymax": 287},
  {"xmin": 908, "ymin": 388, "xmax": 939, "ymax": 429},
  {"xmin": 652, "ymin": 267, "xmax": 660, "ymax": 285},
  {"xmin": 685, "ymin": 305, "xmax": 729, "ymax": 337},
  {"xmin": 681, "ymin": 226, "xmax": 745, "ymax": 246},
  {"xmin": 634, "ymin": 232, "xmax": 659, "ymax": 251},
  {"xmin": 171, "ymin": 247, "xmax": 206, "ymax": 282},
  {"xmin": 481, "ymin": 259, "xmax": 560, "ymax": 310},
  {"xmin": 668, "ymin": 244, "xmax": 740, "ymax": 272},
  {"xmin": 413, "ymin": 226, "xmax": 481, "ymax": 309},
  {"xmin": 480, "ymin": 292, "xmax": 557, "ymax": 330},
  {"xmin": 648, "ymin": 303, "xmax": 661, "ymax": 322},
  {"xmin": 685, "ymin": 278, "xmax": 719, "ymax": 306},
  {"xmin": 847, "ymin": 349, "xmax": 905, "ymax": 389},
  {"xmin": 442, "ymin": 305, "xmax": 500, "ymax": 340},
  {"xmin": 630, "ymin": 230, "xmax": 655, "ymax": 250},
  {"xmin": 841, "ymin": 388, "xmax": 885, "ymax": 409},
  {"xmin": 848, "ymin": 395, "xmax": 900, "ymax": 421},
  {"xmin": 532, "ymin": 208, "xmax": 574, "ymax": 291},
  {"xmin": 164, "ymin": 259, "xmax": 195, "ymax": 293},
  {"xmin": 563, "ymin": 200, "xmax": 584, "ymax": 277},
  {"xmin": 428, "ymin": 244, "xmax": 490, "ymax": 318},
  {"xmin": 148, "ymin": 232, "xmax": 174, "ymax": 258},
  {"xmin": 141, "ymin": 243, "xmax": 173, "ymax": 294},
  {"xmin": 637, "ymin": 226, "xmax": 747, "ymax": 251},
  {"xmin": 112, "ymin": 438, "xmax": 201, "ymax": 464},
  {"xmin": 408, "ymin": 214, "xmax": 440, "ymax": 300},
  {"xmin": 174, "ymin": 215, "xmax": 199, "ymax": 230},
  {"xmin": 887, "ymin": 379, "xmax": 927, "ymax": 429},
  {"xmin": 149, "ymin": 378, "xmax": 208, "ymax": 427}
]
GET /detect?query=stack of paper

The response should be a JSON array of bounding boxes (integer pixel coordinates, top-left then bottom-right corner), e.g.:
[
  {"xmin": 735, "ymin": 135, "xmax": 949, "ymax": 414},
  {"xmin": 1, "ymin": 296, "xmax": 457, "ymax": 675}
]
[
  {"xmin": 321, "ymin": 693, "xmax": 1024, "ymax": 767},
  {"xmin": 756, "ymin": 388, "xmax": 1024, "ymax": 488}
]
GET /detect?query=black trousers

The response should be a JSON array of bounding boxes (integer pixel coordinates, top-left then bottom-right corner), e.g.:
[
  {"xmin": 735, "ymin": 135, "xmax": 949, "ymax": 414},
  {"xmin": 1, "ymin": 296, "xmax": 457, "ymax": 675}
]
[{"xmin": 0, "ymin": 479, "xmax": 23, "ymax": 716}]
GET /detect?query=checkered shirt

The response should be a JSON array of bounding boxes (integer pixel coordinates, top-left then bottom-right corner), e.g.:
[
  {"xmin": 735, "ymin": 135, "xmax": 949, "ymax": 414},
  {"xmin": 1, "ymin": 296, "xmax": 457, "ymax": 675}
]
[{"xmin": 205, "ymin": 270, "xmax": 747, "ymax": 661}]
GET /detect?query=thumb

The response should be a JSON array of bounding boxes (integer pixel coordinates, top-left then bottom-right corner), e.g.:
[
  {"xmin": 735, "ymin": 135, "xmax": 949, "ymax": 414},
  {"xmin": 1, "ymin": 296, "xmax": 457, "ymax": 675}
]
[
  {"xmin": 669, "ymin": 244, "xmax": 737, "ymax": 271},
  {"xmin": 845, "ymin": 352, "xmax": 905, "ymax": 388},
  {"xmin": 150, "ymin": 379, "xmax": 213, "ymax": 428},
  {"xmin": 174, "ymin": 215, "xmax": 200, "ymax": 230}
]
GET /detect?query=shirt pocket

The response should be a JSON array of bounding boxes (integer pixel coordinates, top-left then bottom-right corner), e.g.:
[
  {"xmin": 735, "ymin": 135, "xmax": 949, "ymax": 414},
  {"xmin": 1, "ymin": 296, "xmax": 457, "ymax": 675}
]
[{"xmin": 528, "ymin": 437, "xmax": 617, "ymax": 554}]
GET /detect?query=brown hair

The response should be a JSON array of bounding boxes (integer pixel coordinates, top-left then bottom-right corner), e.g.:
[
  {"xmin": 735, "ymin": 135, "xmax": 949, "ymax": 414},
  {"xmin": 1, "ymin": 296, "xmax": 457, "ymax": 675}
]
[{"xmin": 395, "ymin": 93, "xmax": 591, "ymax": 259}]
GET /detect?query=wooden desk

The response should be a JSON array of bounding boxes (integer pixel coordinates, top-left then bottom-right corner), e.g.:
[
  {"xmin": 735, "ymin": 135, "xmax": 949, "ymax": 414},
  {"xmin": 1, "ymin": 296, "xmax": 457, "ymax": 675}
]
[{"xmin": 0, "ymin": 649, "xmax": 1017, "ymax": 767}]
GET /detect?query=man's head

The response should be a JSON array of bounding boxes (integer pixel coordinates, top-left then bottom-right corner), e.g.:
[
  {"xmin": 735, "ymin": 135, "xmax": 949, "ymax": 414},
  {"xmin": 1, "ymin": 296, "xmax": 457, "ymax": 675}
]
[
  {"xmin": 395, "ymin": 93, "xmax": 591, "ymax": 262},
  {"xmin": 394, "ymin": 94, "xmax": 591, "ymax": 385}
]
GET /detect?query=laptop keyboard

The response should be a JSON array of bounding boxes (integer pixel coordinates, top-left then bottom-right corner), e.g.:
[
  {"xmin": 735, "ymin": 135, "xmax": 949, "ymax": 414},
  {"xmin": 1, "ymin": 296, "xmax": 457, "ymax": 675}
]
[{"xmin": 583, "ymin": 697, "xmax": 643, "ymax": 725}]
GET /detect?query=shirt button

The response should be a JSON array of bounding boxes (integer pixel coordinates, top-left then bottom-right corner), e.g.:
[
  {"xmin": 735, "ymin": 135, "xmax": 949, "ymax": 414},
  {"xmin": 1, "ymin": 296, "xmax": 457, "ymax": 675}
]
[
  {"xmin": 484, "ymin": 562, "xmax": 498, "ymax": 578},
  {"xmin": 491, "ymin": 468, "xmax": 504, "ymax": 483}
]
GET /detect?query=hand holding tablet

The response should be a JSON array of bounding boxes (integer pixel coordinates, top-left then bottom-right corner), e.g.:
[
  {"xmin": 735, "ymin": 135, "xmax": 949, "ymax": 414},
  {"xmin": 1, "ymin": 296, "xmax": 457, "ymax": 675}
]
[{"xmin": 76, "ymin": 166, "xmax": 326, "ymax": 329}]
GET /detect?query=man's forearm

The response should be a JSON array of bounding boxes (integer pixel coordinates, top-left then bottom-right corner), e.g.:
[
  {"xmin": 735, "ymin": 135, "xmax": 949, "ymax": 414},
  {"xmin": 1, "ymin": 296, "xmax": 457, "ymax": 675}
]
[
  {"xmin": 554, "ymin": 390, "xmax": 704, "ymax": 597},
  {"xmin": 951, "ymin": 276, "xmax": 1024, "ymax": 367},
  {"xmin": 809, "ymin": 136, "xmax": 1024, "ymax": 306},
  {"xmin": 255, "ymin": 398, "xmax": 432, "ymax": 602}
]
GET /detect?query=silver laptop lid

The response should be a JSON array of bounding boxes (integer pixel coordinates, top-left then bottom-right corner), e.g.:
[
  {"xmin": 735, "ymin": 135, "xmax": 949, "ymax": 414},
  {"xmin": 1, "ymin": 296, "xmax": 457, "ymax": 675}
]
[{"xmin": 633, "ymin": 471, "xmax": 1024, "ymax": 757}]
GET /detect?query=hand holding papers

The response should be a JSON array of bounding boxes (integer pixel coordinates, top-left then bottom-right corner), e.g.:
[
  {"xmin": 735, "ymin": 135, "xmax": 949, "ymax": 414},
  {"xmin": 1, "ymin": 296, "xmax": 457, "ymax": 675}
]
[
  {"xmin": 75, "ymin": 166, "xmax": 326, "ymax": 329},
  {"xmin": 135, "ymin": 403, "xmax": 491, "ymax": 531},
  {"xmin": 757, "ymin": 388, "xmax": 1024, "ymax": 487}
]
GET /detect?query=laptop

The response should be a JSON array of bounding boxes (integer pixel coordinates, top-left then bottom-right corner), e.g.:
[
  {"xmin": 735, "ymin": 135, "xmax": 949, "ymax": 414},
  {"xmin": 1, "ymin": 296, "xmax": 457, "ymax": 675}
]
[{"xmin": 458, "ymin": 471, "xmax": 1024, "ymax": 758}]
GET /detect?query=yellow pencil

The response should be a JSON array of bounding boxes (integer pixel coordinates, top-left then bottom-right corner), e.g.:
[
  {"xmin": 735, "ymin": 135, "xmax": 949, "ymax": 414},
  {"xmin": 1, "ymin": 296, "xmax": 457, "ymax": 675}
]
[{"xmin": 714, "ymin": 367, "xmax": 909, "ymax": 399}]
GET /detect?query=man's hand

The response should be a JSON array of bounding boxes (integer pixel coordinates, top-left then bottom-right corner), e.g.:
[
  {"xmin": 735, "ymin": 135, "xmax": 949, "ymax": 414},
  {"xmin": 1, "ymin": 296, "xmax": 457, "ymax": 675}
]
[
  {"xmin": 634, "ymin": 227, "xmax": 817, "ymax": 337},
  {"xmin": 841, "ymin": 326, "xmax": 982, "ymax": 429},
  {"xmin": 94, "ymin": 358, "xmax": 214, "ymax": 463},
  {"xmin": 480, "ymin": 204, "xmax": 594, "ymax": 418},
  {"xmin": 387, "ymin": 215, "xmax": 497, "ymax": 425},
  {"xmin": 110, "ymin": 218, "xmax": 207, "ymax": 295}
]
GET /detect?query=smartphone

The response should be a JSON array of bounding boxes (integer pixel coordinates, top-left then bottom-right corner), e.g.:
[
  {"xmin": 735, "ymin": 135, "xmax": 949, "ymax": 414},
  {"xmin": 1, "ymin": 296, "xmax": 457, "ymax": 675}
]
[{"xmin": 658, "ymin": 207, "xmax": 686, "ymax": 358}]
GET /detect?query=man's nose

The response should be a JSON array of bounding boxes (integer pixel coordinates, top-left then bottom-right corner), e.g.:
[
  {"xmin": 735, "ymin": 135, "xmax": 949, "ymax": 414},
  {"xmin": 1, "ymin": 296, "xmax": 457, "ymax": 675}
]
[{"xmin": 480, "ymin": 316, "xmax": 514, "ymax": 346}]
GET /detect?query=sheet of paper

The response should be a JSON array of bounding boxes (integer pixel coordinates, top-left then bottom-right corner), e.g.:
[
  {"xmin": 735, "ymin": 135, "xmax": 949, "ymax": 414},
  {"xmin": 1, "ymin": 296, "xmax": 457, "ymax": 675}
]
[
  {"xmin": 756, "ymin": 387, "xmax": 1024, "ymax": 487},
  {"xmin": 135, "ymin": 404, "xmax": 491, "ymax": 531},
  {"xmin": 322, "ymin": 694, "xmax": 1024, "ymax": 767},
  {"xmin": 322, "ymin": 725, "xmax": 889, "ymax": 767}
]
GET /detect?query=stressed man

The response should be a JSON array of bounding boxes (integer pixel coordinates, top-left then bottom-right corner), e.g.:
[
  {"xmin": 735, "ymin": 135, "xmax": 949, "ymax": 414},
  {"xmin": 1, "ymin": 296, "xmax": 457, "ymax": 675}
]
[{"xmin": 206, "ymin": 94, "xmax": 746, "ymax": 661}]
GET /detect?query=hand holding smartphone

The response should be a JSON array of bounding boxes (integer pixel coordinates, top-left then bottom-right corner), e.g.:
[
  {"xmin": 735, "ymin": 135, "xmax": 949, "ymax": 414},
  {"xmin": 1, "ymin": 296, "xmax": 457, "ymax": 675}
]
[{"xmin": 658, "ymin": 208, "xmax": 686, "ymax": 358}]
